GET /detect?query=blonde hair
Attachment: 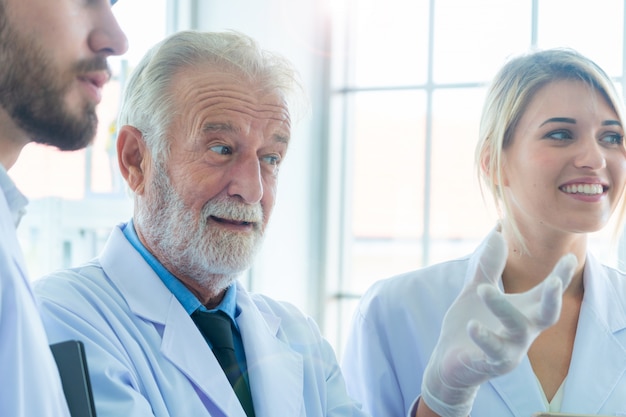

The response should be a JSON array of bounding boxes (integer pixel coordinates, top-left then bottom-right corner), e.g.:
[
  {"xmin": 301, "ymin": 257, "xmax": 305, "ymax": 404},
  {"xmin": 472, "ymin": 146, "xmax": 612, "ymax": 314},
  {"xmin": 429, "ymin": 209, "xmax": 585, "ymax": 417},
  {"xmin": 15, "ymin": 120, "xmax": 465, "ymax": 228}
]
[{"xmin": 475, "ymin": 48, "xmax": 626, "ymax": 252}]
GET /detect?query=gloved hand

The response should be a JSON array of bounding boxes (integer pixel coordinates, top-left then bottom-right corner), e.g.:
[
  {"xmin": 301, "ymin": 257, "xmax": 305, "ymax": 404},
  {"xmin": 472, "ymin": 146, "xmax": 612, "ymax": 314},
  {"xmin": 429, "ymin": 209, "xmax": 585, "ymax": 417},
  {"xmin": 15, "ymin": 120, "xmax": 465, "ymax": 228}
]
[{"xmin": 420, "ymin": 229, "xmax": 577, "ymax": 417}]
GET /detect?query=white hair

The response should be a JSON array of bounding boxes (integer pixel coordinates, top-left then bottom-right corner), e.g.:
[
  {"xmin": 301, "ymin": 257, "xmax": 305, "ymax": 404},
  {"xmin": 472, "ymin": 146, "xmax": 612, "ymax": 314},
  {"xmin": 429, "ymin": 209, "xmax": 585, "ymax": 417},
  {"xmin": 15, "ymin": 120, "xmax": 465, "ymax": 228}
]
[{"xmin": 118, "ymin": 30, "xmax": 307, "ymax": 164}]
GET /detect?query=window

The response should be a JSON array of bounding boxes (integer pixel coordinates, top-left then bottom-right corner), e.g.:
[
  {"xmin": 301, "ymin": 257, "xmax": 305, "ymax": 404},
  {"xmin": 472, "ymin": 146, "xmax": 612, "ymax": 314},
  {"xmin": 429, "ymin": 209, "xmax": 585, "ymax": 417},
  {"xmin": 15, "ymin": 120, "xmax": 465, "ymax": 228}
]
[{"xmin": 325, "ymin": 0, "xmax": 626, "ymax": 354}]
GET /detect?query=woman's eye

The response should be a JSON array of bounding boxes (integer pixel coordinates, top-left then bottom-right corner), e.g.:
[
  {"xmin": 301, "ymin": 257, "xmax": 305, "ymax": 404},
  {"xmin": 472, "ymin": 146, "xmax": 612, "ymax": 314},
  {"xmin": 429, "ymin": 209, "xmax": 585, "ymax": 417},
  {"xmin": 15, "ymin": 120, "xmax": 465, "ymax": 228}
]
[
  {"xmin": 600, "ymin": 133, "xmax": 624, "ymax": 145},
  {"xmin": 209, "ymin": 145, "xmax": 232, "ymax": 155},
  {"xmin": 546, "ymin": 130, "xmax": 572, "ymax": 141}
]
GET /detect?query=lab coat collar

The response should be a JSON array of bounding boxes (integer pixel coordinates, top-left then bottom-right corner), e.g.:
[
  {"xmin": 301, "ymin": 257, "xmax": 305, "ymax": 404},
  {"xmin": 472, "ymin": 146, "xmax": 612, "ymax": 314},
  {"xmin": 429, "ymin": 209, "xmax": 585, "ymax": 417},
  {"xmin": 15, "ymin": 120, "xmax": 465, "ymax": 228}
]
[
  {"xmin": 100, "ymin": 224, "xmax": 305, "ymax": 416},
  {"xmin": 559, "ymin": 253, "xmax": 626, "ymax": 414},
  {"xmin": 101, "ymin": 225, "xmax": 247, "ymax": 415},
  {"xmin": 0, "ymin": 164, "xmax": 28, "ymax": 227},
  {"xmin": 579, "ymin": 252, "xmax": 626, "ymax": 332},
  {"xmin": 484, "ymin": 252, "xmax": 626, "ymax": 415},
  {"xmin": 100, "ymin": 225, "xmax": 172, "ymax": 324}
]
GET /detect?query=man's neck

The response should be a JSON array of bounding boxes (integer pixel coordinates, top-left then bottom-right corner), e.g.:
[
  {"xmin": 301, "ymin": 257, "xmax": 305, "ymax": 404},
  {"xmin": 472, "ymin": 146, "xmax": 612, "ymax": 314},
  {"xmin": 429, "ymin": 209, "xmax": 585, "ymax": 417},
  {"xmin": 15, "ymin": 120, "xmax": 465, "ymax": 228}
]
[{"xmin": 0, "ymin": 107, "xmax": 30, "ymax": 170}]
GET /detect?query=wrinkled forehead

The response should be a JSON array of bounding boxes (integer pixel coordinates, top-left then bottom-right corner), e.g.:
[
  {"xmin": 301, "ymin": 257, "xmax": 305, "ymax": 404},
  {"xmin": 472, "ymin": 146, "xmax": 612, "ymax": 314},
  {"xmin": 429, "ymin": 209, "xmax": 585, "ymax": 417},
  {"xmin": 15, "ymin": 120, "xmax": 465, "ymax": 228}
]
[
  {"xmin": 163, "ymin": 69, "xmax": 292, "ymax": 148},
  {"xmin": 171, "ymin": 65, "xmax": 291, "ymax": 120}
]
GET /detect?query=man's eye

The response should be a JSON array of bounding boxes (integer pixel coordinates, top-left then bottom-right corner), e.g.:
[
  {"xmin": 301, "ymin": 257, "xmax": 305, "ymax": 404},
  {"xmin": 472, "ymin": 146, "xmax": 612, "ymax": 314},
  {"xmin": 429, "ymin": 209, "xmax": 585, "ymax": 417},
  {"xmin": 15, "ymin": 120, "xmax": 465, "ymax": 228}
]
[
  {"xmin": 209, "ymin": 145, "xmax": 232, "ymax": 155},
  {"xmin": 262, "ymin": 155, "xmax": 281, "ymax": 165}
]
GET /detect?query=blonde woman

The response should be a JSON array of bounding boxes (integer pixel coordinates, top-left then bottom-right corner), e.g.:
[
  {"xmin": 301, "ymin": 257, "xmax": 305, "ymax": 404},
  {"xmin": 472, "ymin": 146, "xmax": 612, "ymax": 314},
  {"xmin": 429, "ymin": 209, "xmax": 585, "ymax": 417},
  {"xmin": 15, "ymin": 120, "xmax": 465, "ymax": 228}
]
[{"xmin": 342, "ymin": 48, "xmax": 626, "ymax": 417}]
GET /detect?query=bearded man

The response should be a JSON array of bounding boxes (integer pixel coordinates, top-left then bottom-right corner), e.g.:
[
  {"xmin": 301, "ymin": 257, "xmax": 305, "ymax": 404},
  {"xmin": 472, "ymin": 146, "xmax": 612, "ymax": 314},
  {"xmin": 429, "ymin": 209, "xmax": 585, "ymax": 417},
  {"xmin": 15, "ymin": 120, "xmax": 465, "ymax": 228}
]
[
  {"xmin": 34, "ymin": 30, "xmax": 366, "ymax": 417},
  {"xmin": 0, "ymin": 1, "xmax": 127, "ymax": 415}
]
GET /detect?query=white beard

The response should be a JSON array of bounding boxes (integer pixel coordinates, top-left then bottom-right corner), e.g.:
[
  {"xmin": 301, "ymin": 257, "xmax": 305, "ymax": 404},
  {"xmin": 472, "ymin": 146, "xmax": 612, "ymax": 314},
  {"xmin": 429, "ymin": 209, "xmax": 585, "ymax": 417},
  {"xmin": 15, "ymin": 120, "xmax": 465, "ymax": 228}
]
[{"xmin": 135, "ymin": 162, "xmax": 265, "ymax": 293}]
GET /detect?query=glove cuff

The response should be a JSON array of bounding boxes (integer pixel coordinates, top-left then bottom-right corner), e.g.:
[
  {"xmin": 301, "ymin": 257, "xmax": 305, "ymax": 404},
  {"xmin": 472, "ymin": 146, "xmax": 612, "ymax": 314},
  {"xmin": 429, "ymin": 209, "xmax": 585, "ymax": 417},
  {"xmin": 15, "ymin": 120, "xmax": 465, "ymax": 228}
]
[
  {"xmin": 421, "ymin": 362, "xmax": 478, "ymax": 417},
  {"xmin": 420, "ymin": 384, "xmax": 476, "ymax": 417}
]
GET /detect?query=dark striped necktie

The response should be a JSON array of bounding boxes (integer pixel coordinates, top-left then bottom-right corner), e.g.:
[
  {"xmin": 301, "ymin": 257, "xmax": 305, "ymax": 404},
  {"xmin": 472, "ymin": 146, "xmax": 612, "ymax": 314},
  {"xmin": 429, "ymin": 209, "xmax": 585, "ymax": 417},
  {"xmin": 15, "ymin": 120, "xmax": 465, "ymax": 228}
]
[{"xmin": 191, "ymin": 310, "xmax": 255, "ymax": 417}]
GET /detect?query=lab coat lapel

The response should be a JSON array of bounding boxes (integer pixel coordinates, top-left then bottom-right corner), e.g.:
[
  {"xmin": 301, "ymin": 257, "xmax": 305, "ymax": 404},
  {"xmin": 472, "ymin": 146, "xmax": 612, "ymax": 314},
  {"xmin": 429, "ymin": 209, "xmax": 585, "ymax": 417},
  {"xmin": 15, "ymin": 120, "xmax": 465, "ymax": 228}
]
[
  {"xmin": 236, "ymin": 285, "xmax": 304, "ymax": 417},
  {"xmin": 560, "ymin": 254, "xmax": 626, "ymax": 414},
  {"xmin": 160, "ymin": 298, "xmax": 247, "ymax": 417},
  {"xmin": 101, "ymin": 226, "xmax": 247, "ymax": 417},
  {"xmin": 486, "ymin": 253, "xmax": 626, "ymax": 416},
  {"xmin": 488, "ymin": 358, "xmax": 545, "ymax": 417}
]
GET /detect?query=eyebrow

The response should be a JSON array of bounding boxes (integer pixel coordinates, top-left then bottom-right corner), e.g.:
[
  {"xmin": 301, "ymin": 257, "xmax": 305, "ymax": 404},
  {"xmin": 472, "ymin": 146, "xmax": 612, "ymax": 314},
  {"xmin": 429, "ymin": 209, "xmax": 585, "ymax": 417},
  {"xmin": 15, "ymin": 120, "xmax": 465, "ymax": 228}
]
[
  {"xmin": 539, "ymin": 117, "xmax": 622, "ymax": 128},
  {"xmin": 203, "ymin": 122, "xmax": 234, "ymax": 133},
  {"xmin": 540, "ymin": 117, "xmax": 576, "ymax": 126},
  {"xmin": 202, "ymin": 122, "xmax": 290, "ymax": 144}
]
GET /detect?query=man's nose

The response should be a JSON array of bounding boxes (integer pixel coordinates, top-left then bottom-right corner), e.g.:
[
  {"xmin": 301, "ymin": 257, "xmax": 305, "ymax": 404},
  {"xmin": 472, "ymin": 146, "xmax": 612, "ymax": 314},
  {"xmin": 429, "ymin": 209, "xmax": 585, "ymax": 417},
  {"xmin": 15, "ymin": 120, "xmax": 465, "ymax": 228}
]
[
  {"xmin": 88, "ymin": 5, "xmax": 129, "ymax": 57},
  {"xmin": 226, "ymin": 157, "xmax": 264, "ymax": 204}
]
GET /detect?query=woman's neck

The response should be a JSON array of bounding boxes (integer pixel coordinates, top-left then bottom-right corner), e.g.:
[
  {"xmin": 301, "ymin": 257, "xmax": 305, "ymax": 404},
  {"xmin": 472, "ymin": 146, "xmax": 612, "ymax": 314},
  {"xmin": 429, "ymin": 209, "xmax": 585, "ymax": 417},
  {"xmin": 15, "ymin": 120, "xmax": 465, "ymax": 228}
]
[{"xmin": 500, "ymin": 224, "xmax": 586, "ymax": 296}]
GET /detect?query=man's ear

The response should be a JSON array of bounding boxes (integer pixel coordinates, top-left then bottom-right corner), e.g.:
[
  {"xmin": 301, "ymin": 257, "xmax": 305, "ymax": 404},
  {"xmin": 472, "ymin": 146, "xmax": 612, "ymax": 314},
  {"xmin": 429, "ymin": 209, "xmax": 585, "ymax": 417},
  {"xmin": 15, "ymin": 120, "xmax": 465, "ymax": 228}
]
[{"xmin": 117, "ymin": 125, "xmax": 150, "ymax": 195}]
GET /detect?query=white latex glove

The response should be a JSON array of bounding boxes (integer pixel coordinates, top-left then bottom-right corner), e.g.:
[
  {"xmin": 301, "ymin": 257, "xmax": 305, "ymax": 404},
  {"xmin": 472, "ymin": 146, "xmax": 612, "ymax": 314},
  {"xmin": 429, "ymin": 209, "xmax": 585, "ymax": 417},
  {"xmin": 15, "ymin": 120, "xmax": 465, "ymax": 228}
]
[{"xmin": 420, "ymin": 229, "xmax": 577, "ymax": 417}]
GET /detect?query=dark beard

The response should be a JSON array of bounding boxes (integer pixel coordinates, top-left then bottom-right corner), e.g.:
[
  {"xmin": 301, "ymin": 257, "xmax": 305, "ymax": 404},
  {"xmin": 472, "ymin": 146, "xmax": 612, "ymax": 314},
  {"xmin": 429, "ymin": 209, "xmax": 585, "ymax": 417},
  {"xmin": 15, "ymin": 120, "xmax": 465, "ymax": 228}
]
[{"xmin": 0, "ymin": 4, "xmax": 109, "ymax": 151}]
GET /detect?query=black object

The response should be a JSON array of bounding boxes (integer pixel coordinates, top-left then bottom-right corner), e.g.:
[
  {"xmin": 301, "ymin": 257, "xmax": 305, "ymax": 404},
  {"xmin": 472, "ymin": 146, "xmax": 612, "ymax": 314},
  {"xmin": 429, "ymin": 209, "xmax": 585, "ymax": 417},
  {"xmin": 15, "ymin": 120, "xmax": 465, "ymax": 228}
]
[{"xmin": 50, "ymin": 340, "xmax": 97, "ymax": 417}]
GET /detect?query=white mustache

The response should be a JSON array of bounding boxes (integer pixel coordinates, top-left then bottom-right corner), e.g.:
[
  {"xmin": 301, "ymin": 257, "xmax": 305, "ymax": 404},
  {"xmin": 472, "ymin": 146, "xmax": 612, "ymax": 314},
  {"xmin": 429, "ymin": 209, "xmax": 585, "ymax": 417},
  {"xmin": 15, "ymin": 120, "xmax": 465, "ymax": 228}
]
[{"xmin": 202, "ymin": 199, "xmax": 263, "ymax": 224}]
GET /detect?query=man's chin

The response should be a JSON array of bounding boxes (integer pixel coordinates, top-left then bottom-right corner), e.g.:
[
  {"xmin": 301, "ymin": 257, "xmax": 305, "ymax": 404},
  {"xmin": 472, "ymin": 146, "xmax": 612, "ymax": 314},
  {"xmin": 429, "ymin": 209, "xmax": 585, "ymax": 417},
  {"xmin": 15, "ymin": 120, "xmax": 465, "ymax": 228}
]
[
  {"xmin": 29, "ymin": 112, "xmax": 97, "ymax": 151},
  {"xmin": 35, "ymin": 131, "xmax": 95, "ymax": 151}
]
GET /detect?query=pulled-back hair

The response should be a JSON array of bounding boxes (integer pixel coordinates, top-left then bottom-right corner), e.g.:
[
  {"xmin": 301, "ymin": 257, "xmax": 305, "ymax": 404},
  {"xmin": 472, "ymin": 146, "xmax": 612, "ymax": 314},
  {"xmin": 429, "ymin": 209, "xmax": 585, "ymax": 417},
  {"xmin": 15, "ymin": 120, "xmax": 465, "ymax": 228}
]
[{"xmin": 475, "ymin": 48, "xmax": 626, "ymax": 251}]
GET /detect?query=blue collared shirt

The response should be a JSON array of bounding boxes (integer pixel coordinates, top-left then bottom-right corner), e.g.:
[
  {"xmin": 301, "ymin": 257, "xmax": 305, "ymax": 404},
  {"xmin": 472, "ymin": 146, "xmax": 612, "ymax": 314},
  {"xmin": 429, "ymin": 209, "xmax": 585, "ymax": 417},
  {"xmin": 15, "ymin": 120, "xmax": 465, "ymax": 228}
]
[{"xmin": 121, "ymin": 220, "xmax": 248, "ymax": 372}]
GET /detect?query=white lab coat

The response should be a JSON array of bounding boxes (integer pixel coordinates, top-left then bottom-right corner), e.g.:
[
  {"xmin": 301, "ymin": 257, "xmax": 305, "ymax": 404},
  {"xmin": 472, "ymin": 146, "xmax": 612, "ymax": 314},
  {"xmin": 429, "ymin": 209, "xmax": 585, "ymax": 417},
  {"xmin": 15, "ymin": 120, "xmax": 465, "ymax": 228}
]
[
  {"xmin": 34, "ymin": 224, "xmax": 366, "ymax": 417},
  {"xmin": 0, "ymin": 167, "xmax": 70, "ymax": 417},
  {"xmin": 342, "ymin": 233, "xmax": 626, "ymax": 417}
]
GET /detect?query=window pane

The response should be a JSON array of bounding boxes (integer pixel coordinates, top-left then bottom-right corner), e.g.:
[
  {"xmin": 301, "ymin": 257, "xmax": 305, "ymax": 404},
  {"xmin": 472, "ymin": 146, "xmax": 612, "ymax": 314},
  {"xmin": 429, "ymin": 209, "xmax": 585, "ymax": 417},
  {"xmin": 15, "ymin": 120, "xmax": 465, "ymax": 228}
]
[
  {"xmin": 433, "ymin": 0, "xmax": 531, "ymax": 84},
  {"xmin": 537, "ymin": 0, "xmax": 624, "ymax": 76},
  {"xmin": 111, "ymin": 0, "xmax": 167, "ymax": 66},
  {"xmin": 348, "ymin": 90, "xmax": 426, "ymax": 292},
  {"xmin": 336, "ymin": 0, "xmax": 430, "ymax": 87},
  {"xmin": 430, "ymin": 88, "xmax": 495, "ymax": 264},
  {"xmin": 351, "ymin": 90, "xmax": 426, "ymax": 238}
]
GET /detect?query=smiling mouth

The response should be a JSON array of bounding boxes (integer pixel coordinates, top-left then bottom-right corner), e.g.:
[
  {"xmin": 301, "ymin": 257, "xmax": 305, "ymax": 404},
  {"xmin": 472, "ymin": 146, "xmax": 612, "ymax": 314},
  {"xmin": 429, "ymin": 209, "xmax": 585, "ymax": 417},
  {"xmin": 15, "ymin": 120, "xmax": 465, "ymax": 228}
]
[{"xmin": 559, "ymin": 183, "xmax": 606, "ymax": 196}]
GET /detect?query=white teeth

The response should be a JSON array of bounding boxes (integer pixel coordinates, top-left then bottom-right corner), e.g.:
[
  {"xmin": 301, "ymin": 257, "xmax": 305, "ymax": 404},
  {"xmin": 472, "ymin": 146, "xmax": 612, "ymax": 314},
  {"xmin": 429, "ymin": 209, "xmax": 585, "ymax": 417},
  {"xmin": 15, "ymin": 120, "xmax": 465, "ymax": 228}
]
[{"xmin": 562, "ymin": 184, "xmax": 604, "ymax": 195}]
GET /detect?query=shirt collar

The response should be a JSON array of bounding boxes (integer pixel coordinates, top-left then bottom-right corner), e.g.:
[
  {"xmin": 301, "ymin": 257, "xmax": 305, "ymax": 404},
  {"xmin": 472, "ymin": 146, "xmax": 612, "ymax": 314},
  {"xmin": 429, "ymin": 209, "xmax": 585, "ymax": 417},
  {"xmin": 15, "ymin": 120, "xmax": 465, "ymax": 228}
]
[
  {"xmin": 121, "ymin": 220, "xmax": 238, "ymax": 322},
  {"xmin": 0, "ymin": 165, "xmax": 28, "ymax": 227}
]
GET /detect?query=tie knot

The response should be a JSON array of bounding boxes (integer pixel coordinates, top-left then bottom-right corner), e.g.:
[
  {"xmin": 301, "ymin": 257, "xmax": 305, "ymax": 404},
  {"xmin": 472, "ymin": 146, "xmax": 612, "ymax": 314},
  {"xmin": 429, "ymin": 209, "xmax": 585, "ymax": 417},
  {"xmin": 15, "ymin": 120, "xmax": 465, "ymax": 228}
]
[{"xmin": 191, "ymin": 310, "xmax": 234, "ymax": 350}]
